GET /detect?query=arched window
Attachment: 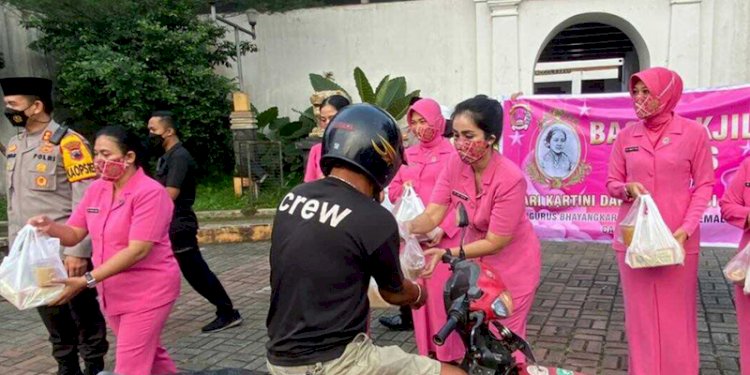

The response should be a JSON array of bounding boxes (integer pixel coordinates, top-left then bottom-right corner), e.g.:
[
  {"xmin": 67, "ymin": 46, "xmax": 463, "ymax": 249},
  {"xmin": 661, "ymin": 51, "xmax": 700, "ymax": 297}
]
[{"xmin": 534, "ymin": 22, "xmax": 641, "ymax": 95}]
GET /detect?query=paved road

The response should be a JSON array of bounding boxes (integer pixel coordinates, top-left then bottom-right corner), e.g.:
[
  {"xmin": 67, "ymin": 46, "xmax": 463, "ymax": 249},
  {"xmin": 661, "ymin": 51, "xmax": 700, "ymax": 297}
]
[{"xmin": 0, "ymin": 241, "xmax": 741, "ymax": 374}]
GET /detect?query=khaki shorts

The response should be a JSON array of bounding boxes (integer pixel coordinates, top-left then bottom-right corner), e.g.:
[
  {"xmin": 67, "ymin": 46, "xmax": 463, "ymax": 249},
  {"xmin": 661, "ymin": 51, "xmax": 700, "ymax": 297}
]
[{"xmin": 266, "ymin": 333, "xmax": 441, "ymax": 375}]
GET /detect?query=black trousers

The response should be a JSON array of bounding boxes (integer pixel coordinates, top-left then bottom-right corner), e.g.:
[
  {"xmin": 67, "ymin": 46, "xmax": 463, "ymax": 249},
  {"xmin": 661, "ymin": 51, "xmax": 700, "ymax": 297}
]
[
  {"xmin": 170, "ymin": 225, "xmax": 234, "ymax": 317},
  {"xmin": 36, "ymin": 283, "xmax": 108, "ymax": 366}
]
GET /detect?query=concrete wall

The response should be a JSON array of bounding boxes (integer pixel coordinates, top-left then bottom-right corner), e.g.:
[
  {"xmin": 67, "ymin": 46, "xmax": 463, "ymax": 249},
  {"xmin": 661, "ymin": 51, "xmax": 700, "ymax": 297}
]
[
  {"xmin": 219, "ymin": 0, "xmax": 477, "ymax": 117},
  {"xmin": 2, "ymin": 0, "xmax": 750, "ymax": 120}
]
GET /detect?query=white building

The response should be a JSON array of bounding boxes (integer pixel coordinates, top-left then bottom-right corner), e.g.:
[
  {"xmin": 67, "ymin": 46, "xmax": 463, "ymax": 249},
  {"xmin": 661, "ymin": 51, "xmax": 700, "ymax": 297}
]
[{"xmin": 216, "ymin": 0, "xmax": 750, "ymax": 116}]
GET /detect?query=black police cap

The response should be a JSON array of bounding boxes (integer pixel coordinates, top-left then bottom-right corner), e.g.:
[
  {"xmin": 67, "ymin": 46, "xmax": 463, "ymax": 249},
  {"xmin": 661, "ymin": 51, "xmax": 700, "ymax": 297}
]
[{"xmin": 0, "ymin": 77, "xmax": 53, "ymax": 102}]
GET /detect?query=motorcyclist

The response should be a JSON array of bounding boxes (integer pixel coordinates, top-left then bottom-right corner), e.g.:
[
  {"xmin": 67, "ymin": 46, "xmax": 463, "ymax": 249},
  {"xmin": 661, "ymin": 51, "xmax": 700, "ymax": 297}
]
[{"xmin": 265, "ymin": 103, "xmax": 465, "ymax": 375}]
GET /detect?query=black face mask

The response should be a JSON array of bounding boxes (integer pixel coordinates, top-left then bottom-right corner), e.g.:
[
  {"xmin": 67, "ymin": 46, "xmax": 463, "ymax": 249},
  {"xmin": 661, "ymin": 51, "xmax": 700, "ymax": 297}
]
[
  {"xmin": 4, "ymin": 106, "xmax": 32, "ymax": 127},
  {"xmin": 148, "ymin": 132, "xmax": 165, "ymax": 149}
]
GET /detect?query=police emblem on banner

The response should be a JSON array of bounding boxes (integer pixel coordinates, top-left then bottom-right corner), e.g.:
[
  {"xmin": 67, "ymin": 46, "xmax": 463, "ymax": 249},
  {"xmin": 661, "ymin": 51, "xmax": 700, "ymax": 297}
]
[{"xmin": 526, "ymin": 109, "xmax": 591, "ymax": 189}]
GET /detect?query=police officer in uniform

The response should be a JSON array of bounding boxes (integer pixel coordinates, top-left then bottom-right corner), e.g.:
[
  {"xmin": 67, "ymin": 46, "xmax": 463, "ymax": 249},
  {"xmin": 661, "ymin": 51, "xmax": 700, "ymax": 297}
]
[
  {"xmin": 148, "ymin": 110, "xmax": 242, "ymax": 332},
  {"xmin": 1, "ymin": 77, "xmax": 108, "ymax": 375}
]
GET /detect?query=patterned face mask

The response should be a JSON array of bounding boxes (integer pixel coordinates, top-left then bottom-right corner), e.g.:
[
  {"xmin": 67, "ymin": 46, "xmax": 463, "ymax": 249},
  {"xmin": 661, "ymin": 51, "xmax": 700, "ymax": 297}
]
[
  {"xmin": 95, "ymin": 158, "xmax": 128, "ymax": 181},
  {"xmin": 412, "ymin": 125, "xmax": 437, "ymax": 144},
  {"xmin": 455, "ymin": 138, "xmax": 490, "ymax": 164},
  {"xmin": 633, "ymin": 94, "xmax": 661, "ymax": 119}
]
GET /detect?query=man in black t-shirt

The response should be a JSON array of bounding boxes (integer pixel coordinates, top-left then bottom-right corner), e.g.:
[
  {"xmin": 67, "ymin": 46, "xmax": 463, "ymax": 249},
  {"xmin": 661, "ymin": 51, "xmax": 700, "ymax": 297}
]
[
  {"xmin": 265, "ymin": 104, "xmax": 464, "ymax": 375},
  {"xmin": 148, "ymin": 111, "xmax": 242, "ymax": 333}
]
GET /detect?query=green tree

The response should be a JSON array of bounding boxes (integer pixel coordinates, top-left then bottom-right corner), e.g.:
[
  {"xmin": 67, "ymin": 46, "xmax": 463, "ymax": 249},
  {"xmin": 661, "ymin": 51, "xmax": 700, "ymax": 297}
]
[{"xmin": 2, "ymin": 0, "xmax": 251, "ymax": 175}]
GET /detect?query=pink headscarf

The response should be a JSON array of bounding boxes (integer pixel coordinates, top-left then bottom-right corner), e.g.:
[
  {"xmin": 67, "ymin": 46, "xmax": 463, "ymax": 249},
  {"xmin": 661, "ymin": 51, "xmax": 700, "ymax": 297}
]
[
  {"xmin": 407, "ymin": 98, "xmax": 446, "ymax": 149},
  {"xmin": 629, "ymin": 67, "xmax": 684, "ymax": 133}
]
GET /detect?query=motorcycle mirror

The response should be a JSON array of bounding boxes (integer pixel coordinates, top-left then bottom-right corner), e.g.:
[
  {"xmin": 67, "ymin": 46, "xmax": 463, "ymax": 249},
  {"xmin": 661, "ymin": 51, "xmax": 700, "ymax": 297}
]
[{"xmin": 456, "ymin": 202, "xmax": 469, "ymax": 228}]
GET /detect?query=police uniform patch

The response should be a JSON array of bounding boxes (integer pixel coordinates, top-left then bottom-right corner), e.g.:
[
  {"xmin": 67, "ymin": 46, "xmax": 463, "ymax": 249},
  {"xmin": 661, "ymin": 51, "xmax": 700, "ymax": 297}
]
[
  {"xmin": 6, "ymin": 161, "xmax": 13, "ymax": 171},
  {"xmin": 42, "ymin": 131, "xmax": 52, "ymax": 142},
  {"xmin": 35, "ymin": 163, "xmax": 47, "ymax": 173},
  {"xmin": 60, "ymin": 134, "xmax": 96, "ymax": 183},
  {"xmin": 35, "ymin": 176, "xmax": 48, "ymax": 188},
  {"xmin": 40, "ymin": 144, "xmax": 54, "ymax": 154},
  {"xmin": 7, "ymin": 144, "xmax": 17, "ymax": 153}
]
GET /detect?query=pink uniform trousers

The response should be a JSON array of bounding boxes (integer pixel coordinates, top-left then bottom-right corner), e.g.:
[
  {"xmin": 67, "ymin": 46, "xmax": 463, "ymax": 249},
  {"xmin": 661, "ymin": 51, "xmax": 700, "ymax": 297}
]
[
  {"xmin": 736, "ymin": 284, "xmax": 750, "ymax": 375},
  {"xmin": 412, "ymin": 235, "xmax": 464, "ymax": 362},
  {"xmin": 616, "ymin": 252, "xmax": 699, "ymax": 375},
  {"xmin": 107, "ymin": 302, "xmax": 177, "ymax": 375}
]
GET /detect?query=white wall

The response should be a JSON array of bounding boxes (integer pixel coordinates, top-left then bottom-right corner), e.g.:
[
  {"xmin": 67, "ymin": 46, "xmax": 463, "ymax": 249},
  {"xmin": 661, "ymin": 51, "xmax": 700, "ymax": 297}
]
[{"xmin": 220, "ymin": 0, "xmax": 477, "ymax": 117}]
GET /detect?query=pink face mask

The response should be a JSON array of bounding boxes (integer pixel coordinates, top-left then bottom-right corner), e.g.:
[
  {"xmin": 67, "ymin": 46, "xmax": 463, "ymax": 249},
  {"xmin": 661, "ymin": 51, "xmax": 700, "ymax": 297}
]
[
  {"xmin": 95, "ymin": 158, "xmax": 128, "ymax": 181},
  {"xmin": 455, "ymin": 138, "xmax": 489, "ymax": 164},
  {"xmin": 633, "ymin": 94, "xmax": 661, "ymax": 119},
  {"xmin": 412, "ymin": 125, "xmax": 437, "ymax": 144}
]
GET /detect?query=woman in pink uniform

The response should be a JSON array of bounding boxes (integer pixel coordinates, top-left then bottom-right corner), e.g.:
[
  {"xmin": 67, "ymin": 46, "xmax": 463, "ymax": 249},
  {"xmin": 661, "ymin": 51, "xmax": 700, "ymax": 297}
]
[
  {"xmin": 30, "ymin": 126, "xmax": 181, "ymax": 375},
  {"xmin": 408, "ymin": 95, "xmax": 542, "ymax": 350},
  {"xmin": 388, "ymin": 98, "xmax": 462, "ymax": 361},
  {"xmin": 304, "ymin": 95, "xmax": 351, "ymax": 182},
  {"xmin": 606, "ymin": 67, "xmax": 714, "ymax": 374},
  {"xmin": 720, "ymin": 158, "xmax": 750, "ymax": 375}
]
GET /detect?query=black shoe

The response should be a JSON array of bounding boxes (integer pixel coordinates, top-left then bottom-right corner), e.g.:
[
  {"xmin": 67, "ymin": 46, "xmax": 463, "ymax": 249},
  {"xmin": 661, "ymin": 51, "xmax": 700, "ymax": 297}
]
[
  {"xmin": 57, "ymin": 360, "xmax": 83, "ymax": 375},
  {"xmin": 378, "ymin": 314, "xmax": 413, "ymax": 331},
  {"xmin": 84, "ymin": 358, "xmax": 104, "ymax": 375},
  {"xmin": 201, "ymin": 309, "xmax": 243, "ymax": 333}
]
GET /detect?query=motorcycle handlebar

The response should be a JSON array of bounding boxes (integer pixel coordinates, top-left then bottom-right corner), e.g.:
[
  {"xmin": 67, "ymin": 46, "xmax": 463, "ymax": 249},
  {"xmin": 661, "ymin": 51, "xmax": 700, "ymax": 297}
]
[{"xmin": 433, "ymin": 314, "xmax": 459, "ymax": 346}]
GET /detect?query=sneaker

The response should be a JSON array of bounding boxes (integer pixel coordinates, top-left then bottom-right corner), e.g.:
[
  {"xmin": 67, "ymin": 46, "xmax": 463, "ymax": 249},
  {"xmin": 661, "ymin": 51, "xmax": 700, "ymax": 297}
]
[
  {"xmin": 378, "ymin": 314, "xmax": 413, "ymax": 331},
  {"xmin": 201, "ymin": 309, "xmax": 243, "ymax": 333}
]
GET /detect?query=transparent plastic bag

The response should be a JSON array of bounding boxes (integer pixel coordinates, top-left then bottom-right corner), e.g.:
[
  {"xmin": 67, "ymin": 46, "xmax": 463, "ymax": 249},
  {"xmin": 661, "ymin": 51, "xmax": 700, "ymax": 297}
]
[
  {"xmin": 0, "ymin": 225, "xmax": 66, "ymax": 310},
  {"xmin": 367, "ymin": 278, "xmax": 394, "ymax": 309},
  {"xmin": 393, "ymin": 185, "xmax": 441, "ymax": 242},
  {"xmin": 381, "ymin": 187, "xmax": 395, "ymax": 212},
  {"xmin": 624, "ymin": 195, "xmax": 684, "ymax": 269},
  {"xmin": 400, "ymin": 236, "xmax": 425, "ymax": 281},
  {"xmin": 724, "ymin": 243, "xmax": 750, "ymax": 294}
]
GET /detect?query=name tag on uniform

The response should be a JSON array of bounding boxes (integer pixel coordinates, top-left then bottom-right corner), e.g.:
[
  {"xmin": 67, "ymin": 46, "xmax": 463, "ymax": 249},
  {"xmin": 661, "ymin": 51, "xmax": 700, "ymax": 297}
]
[
  {"xmin": 452, "ymin": 190, "xmax": 469, "ymax": 201},
  {"xmin": 625, "ymin": 146, "xmax": 639, "ymax": 153},
  {"xmin": 87, "ymin": 207, "xmax": 100, "ymax": 213}
]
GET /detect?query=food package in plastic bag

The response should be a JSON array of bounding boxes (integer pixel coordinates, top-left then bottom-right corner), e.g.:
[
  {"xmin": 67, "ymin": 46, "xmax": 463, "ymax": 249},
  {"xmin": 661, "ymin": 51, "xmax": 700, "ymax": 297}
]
[
  {"xmin": 368, "ymin": 278, "xmax": 394, "ymax": 309},
  {"xmin": 400, "ymin": 236, "xmax": 425, "ymax": 281},
  {"xmin": 392, "ymin": 185, "xmax": 441, "ymax": 242},
  {"xmin": 0, "ymin": 225, "xmax": 66, "ymax": 310},
  {"xmin": 624, "ymin": 195, "xmax": 684, "ymax": 269},
  {"xmin": 723, "ymin": 242, "xmax": 750, "ymax": 294}
]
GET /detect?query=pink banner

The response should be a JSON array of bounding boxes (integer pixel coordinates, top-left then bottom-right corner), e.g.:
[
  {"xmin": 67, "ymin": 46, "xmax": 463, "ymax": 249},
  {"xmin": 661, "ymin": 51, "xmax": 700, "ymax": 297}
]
[{"xmin": 502, "ymin": 85, "xmax": 750, "ymax": 247}]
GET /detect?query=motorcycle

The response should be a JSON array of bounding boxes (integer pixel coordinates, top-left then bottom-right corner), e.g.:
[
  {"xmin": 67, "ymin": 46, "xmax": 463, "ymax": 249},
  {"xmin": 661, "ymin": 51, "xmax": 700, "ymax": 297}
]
[{"xmin": 432, "ymin": 202, "xmax": 584, "ymax": 375}]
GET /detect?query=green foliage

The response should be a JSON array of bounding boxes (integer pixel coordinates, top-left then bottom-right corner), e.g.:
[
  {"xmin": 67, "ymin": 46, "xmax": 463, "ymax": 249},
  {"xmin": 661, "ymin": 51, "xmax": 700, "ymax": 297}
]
[
  {"xmin": 309, "ymin": 67, "xmax": 419, "ymax": 120},
  {"xmin": 254, "ymin": 106, "xmax": 316, "ymax": 186},
  {"xmin": 3, "ymin": 0, "xmax": 251, "ymax": 175}
]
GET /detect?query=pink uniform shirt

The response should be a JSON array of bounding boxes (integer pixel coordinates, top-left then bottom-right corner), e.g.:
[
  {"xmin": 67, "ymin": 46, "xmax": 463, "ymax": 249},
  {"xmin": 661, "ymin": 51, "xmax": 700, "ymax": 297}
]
[
  {"xmin": 721, "ymin": 157, "xmax": 750, "ymax": 248},
  {"xmin": 304, "ymin": 143, "xmax": 323, "ymax": 182},
  {"xmin": 431, "ymin": 152, "xmax": 541, "ymax": 297},
  {"xmin": 68, "ymin": 168, "xmax": 181, "ymax": 315},
  {"xmin": 606, "ymin": 116, "xmax": 715, "ymax": 254},
  {"xmin": 390, "ymin": 138, "xmax": 459, "ymax": 238}
]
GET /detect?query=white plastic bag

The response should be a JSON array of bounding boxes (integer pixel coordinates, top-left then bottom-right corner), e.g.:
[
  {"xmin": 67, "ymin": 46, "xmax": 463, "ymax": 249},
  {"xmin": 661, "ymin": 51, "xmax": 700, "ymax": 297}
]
[
  {"xmin": 367, "ymin": 278, "xmax": 394, "ymax": 309},
  {"xmin": 724, "ymin": 243, "xmax": 750, "ymax": 294},
  {"xmin": 393, "ymin": 185, "xmax": 441, "ymax": 242},
  {"xmin": 0, "ymin": 225, "xmax": 66, "ymax": 310},
  {"xmin": 400, "ymin": 236, "xmax": 425, "ymax": 281},
  {"xmin": 623, "ymin": 195, "xmax": 684, "ymax": 269},
  {"xmin": 381, "ymin": 187, "xmax": 395, "ymax": 212}
]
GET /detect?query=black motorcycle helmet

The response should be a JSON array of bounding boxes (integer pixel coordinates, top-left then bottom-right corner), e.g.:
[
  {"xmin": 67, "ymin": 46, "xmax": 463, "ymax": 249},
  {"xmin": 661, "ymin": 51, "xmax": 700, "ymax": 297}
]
[{"xmin": 320, "ymin": 103, "xmax": 406, "ymax": 192}]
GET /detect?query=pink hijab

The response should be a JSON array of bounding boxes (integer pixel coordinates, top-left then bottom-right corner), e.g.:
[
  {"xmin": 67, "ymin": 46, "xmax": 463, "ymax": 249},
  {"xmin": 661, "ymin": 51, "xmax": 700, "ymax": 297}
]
[
  {"xmin": 407, "ymin": 98, "xmax": 446, "ymax": 149},
  {"xmin": 629, "ymin": 67, "xmax": 684, "ymax": 143}
]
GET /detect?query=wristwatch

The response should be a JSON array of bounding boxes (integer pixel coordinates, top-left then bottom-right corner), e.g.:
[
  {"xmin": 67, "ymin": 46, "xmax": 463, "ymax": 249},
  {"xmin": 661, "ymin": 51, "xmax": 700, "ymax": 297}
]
[{"xmin": 83, "ymin": 272, "xmax": 97, "ymax": 289}]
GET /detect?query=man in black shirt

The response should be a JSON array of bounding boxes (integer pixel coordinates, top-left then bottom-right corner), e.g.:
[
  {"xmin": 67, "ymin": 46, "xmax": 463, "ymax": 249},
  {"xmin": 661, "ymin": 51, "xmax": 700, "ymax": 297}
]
[
  {"xmin": 265, "ymin": 104, "xmax": 464, "ymax": 375},
  {"xmin": 148, "ymin": 111, "xmax": 242, "ymax": 333}
]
